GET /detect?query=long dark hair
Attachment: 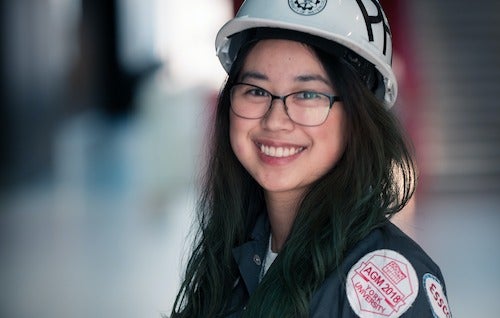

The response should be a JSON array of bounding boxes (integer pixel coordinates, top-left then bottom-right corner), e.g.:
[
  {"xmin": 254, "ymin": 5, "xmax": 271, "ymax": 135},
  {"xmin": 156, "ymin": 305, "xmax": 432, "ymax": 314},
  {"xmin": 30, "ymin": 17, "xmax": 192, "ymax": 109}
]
[{"xmin": 170, "ymin": 41, "xmax": 416, "ymax": 318}]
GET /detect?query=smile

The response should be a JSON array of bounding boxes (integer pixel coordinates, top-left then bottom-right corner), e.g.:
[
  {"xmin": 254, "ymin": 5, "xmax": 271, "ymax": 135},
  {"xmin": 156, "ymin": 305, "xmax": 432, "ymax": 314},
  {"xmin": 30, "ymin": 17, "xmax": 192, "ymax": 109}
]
[{"xmin": 259, "ymin": 144, "xmax": 305, "ymax": 158}]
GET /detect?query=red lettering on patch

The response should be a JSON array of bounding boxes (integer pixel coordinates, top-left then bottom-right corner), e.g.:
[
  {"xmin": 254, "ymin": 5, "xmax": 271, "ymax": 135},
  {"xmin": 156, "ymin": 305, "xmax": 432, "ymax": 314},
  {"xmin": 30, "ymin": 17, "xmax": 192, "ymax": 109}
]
[
  {"xmin": 424, "ymin": 274, "xmax": 452, "ymax": 318},
  {"xmin": 346, "ymin": 250, "xmax": 419, "ymax": 318}
]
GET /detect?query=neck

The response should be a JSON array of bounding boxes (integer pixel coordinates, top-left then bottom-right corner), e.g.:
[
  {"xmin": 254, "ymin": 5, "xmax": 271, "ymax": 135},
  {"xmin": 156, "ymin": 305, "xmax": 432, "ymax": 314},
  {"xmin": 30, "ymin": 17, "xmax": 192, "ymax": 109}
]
[{"xmin": 265, "ymin": 190, "xmax": 302, "ymax": 252}]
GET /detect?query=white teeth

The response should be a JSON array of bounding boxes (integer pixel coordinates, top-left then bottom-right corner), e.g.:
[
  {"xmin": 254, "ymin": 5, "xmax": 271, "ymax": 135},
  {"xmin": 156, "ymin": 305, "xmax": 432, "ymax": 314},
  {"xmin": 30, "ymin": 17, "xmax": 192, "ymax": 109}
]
[
  {"xmin": 259, "ymin": 144, "xmax": 303, "ymax": 158},
  {"xmin": 276, "ymin": 147, "xmax": 283, "ymax": 157}
]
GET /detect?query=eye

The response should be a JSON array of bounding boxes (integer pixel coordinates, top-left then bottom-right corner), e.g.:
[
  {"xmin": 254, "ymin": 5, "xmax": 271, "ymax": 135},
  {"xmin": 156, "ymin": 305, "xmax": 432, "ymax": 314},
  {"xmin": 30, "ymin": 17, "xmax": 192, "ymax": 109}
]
[
  {"xmin": 245, "ymin": 87, "xmax": 269, "ymax": 97},
  {"xmin": 295, "ymin": 91, "xmax": 322, "ymax": 100}
]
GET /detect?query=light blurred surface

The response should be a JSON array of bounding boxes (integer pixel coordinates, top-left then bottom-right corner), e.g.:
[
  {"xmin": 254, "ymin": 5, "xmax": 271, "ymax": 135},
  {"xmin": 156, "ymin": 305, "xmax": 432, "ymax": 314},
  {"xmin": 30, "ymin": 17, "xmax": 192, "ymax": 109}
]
[{"xmin": 0, "ymin": 1, "xmax": 499, "ymax": 317}]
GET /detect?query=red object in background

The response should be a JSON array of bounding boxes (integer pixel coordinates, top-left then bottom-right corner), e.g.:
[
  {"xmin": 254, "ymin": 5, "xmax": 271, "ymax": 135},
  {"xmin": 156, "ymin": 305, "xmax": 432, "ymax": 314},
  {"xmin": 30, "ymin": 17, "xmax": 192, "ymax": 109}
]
[
  {"xmin": 381, "ymin": 1, "xmax": 421, "ymax": 131},
  {"xmin": 380, "ymin": 1, "xmax": 427, "ymax": 193},
  {"xmin": 232, "ymin": 0, "xmax": 243, "ymax": 15}
]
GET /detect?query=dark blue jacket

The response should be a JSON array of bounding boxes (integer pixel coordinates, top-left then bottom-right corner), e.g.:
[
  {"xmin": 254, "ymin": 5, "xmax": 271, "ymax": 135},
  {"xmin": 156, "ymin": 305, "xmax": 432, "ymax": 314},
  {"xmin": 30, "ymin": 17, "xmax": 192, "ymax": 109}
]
[{"xmin": 229, "ymin": 214, "xmax": 452, "ymax": 317}]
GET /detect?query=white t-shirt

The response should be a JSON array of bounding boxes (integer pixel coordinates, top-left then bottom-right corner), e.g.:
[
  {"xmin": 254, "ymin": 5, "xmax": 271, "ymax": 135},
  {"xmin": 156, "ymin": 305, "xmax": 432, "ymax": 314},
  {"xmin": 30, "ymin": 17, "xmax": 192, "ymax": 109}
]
[{"xmin": 260, "ymin": 234, "xmax": 278, "ymax": 281}]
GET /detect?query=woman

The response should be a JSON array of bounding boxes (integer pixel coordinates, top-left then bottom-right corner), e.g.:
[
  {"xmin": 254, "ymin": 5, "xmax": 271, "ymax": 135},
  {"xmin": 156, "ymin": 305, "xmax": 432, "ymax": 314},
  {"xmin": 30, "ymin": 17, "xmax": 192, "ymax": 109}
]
[{"xmin": 171, "ymin": 1, "xmax": 451, "ymax": 317}]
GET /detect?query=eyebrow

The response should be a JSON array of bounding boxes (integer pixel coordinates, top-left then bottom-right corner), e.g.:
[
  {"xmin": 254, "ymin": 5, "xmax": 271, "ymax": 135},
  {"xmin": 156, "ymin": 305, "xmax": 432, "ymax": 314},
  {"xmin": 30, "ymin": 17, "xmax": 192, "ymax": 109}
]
[
  {"xmin": 239, "ymin": 71, "xmax": 268, "ymax": 82},
  {"xmin": 295, "ymin": 74, "xmax": 332, "ymax": 86},
  {"xmin": 239, "ymin": 71, "xmax": 331, "ymax": 86}
]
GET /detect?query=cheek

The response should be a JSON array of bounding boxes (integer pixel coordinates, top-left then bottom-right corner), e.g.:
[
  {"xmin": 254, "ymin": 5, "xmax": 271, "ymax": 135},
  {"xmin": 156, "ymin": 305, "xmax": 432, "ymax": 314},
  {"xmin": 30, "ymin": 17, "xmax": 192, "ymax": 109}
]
[
  {"xmin": 333, "ymin": 107, "xmax": 348, "ymax": 143},
  {"xmin": 229, "ymin": 116, "xmax": 247, "ymax": 158},
  {"xmin": 323, "ymin": 132, "xmax": 346, "ymax": 167},
  {"xmin": 318, "ymin": 111, "xmax": 348, "ymax": 163},
  {"xmin": 336, "ymin": 121, "xmax": 348, "ymax": 153}
]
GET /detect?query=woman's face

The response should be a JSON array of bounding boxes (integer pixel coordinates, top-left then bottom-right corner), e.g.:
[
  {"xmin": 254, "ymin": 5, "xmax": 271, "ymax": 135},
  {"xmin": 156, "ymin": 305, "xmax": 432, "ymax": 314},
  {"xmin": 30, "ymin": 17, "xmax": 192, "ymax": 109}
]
[{"xmin": 229, "ymin": 39, "xmax": 347, "ymax": 200}]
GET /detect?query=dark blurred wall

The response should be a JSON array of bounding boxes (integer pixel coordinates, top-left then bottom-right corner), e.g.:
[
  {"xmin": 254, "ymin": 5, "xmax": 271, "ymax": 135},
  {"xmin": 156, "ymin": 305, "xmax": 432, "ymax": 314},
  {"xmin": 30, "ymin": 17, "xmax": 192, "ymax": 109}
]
[
  {"xmin": 0, "ymin": 0, "xmax": 157, "ymax": 190},
  {"xmin": 0, "ymin": 0, "xmax": 7, "ymax": 187},
  {"xmin": 78, "ymin": 0, "xmax": 148, "ymax": 117},
  {"xmin": 0, "ymin": 0, "xmax": 72, "ymax": 188}
]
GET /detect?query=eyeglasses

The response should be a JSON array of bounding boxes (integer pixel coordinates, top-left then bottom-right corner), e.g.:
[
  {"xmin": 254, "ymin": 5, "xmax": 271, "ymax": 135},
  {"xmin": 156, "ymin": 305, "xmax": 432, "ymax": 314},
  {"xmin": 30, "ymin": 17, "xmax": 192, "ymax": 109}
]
[{"xmin": 230, "ymin": 83, "xmax": 342, "ymax": 127}]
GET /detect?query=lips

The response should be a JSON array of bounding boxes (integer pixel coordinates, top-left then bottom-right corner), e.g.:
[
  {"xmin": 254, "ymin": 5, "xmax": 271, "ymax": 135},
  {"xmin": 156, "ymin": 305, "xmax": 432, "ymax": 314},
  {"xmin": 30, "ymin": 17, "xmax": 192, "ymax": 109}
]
[{"xmin": 258, "ymin": 143, "xmax": 305, "ymax": 158}]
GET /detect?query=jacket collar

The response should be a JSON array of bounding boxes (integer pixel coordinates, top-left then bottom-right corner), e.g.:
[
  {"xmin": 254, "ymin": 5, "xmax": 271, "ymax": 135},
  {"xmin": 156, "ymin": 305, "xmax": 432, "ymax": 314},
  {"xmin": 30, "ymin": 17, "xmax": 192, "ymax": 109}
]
[{"xmin": 232, "ymin": 213, "xmax": 270, "ymax": 295}]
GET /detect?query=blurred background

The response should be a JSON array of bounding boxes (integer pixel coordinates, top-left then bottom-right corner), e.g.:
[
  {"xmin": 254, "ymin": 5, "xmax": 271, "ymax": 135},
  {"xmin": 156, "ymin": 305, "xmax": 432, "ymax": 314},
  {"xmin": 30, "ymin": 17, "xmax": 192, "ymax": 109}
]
[{"xmin": 0, "ymin": 0, "xmax": 498, "ymax": 317}]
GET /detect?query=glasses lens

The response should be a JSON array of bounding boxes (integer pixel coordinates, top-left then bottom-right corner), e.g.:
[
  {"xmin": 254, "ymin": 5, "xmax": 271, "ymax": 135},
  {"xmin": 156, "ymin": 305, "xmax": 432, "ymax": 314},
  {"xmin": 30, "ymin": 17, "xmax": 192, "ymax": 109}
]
[
  {"xmin": 230, "ymin": 84, "xmax": 270, "ymax": 119},
  {"xmin": 286, "ymin": 92, "xmax": 331, "ymax": 126}
]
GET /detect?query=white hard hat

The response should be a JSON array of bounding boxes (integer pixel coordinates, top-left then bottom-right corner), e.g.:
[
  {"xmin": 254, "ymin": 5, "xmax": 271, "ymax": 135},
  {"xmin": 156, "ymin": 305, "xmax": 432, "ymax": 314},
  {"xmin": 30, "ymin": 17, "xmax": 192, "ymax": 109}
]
[{"xmin": 215, "ymin": 0, "xmax": 397, "ymax": 107}]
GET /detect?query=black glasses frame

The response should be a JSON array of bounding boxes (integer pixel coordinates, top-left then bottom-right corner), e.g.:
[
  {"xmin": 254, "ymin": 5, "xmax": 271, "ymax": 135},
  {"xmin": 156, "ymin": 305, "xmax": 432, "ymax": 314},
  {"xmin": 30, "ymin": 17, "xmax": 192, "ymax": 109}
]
[{"xmin": 230, "ymin": 82, "xmax": 343, "ymax": 126}]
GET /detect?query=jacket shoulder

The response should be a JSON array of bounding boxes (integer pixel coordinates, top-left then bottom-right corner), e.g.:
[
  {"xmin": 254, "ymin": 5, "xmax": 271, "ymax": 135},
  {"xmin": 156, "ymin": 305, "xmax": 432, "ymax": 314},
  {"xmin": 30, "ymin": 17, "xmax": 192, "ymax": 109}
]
[{"xmin": 310, "ymin": 221, "xmax": 452, "ymax": 317}]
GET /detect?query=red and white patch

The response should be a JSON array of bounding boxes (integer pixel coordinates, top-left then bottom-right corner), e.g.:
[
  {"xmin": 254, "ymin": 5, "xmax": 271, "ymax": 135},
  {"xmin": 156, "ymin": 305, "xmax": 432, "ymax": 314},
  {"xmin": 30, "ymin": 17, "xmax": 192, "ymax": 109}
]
[
  {"xmin": 423, "ymin": 273, "xmax": 452, "ymax": 318},
  {"xmin": 346, "ymin": 249, "xmax": 418, "ymax": 317}
]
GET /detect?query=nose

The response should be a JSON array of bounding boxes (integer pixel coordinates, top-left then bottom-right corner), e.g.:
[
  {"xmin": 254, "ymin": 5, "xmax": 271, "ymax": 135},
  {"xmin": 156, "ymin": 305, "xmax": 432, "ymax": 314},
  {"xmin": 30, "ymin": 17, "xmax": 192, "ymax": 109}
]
[{"xmin": 261, "ymin": 98, "xmax": 294, "ymax": 130}]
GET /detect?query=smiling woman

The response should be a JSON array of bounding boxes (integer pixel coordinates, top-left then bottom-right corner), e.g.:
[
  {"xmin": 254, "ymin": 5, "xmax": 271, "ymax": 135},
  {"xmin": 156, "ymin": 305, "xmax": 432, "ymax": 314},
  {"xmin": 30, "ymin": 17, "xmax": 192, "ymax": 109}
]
[
  {"xmin": 169, "ymin": 1, "xmax": 451, "ymax": 317},
  {"xmin": 229, "ymin": 40, "xmax": 347, "ymax": 215}
]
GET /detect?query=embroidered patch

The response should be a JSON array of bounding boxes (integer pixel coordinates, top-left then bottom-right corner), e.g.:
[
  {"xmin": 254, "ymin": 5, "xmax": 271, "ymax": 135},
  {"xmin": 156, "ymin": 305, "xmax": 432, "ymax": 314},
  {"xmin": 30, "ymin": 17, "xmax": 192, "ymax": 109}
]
[
  {"xmin": 288, "ymin": 0, "xmax": 327, "ymax": 16},
  {"xmin": 346, "ymin": 249, "xmax": 419, "ymax": 317},
  {"xmin": 423, "ymin": 273, "xmax": 452, "ymax": 318}
]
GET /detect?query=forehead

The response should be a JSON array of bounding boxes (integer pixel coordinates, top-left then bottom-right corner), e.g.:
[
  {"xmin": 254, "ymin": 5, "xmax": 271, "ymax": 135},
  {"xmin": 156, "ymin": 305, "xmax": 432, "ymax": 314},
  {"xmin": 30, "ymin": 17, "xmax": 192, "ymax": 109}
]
[
  {"xmin": 241, "ymin": 39, "xmax": 325, "ymax": 74},
  {"xmin": 239, "ymin": 39, "xmax": 331, "ymax": 86}
]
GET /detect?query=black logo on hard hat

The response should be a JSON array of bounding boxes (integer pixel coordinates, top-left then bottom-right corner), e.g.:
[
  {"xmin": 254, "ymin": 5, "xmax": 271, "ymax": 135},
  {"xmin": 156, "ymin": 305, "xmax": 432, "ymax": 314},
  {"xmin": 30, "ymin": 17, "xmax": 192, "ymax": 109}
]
[
  {"xmin": 289, "ymin": 0, "xmax": 327, "ymax": 16},
  {"xmin": 355, "ymin": 0, "xmax": 391, "ymax": 56}
]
